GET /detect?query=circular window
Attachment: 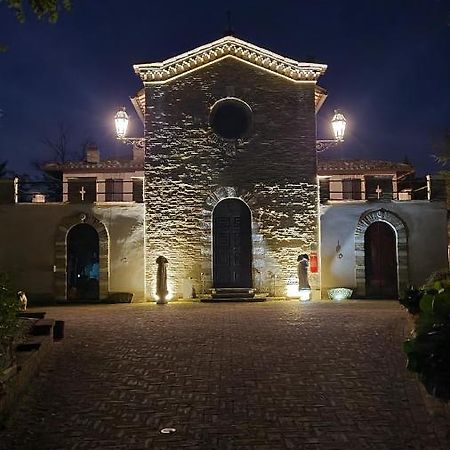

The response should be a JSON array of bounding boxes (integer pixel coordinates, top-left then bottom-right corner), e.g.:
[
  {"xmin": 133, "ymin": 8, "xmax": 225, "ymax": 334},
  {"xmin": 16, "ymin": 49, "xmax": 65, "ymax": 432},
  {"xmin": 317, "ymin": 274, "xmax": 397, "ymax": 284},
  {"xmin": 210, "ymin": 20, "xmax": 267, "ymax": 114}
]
[{"xmin": 209, "ymin": 98, "xmax": 252, "ymax": 140}]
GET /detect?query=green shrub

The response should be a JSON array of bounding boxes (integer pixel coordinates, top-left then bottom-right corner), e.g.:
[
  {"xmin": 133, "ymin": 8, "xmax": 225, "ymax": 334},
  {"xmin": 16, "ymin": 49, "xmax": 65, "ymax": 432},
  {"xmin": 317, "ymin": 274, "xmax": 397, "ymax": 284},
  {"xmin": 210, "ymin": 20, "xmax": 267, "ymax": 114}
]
[
  {"xmin": 0, "ymin": 273, "xmax": 21, "ymax": 371},
  {"xmin": 401, "ymin": 272, "xmax": 450, "ymax": 402}
]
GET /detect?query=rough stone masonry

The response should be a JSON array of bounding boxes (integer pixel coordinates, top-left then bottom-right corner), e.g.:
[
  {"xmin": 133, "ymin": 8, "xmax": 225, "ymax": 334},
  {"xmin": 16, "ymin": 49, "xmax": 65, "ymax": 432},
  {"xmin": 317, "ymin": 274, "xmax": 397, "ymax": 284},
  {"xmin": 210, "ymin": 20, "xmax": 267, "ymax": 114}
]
[{"xmin": 138, "ymin": 54, "xmax": 320, "ymax": 300}]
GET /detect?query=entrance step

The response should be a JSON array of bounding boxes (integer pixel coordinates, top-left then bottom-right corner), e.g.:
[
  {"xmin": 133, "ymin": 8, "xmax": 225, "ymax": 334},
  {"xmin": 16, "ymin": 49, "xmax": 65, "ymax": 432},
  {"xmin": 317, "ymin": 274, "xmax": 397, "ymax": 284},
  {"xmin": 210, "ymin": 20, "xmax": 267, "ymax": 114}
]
[
  {"xmin": 211, "ymin": 292, "xmax": 254, "ymax": 299},
  {"xmin": 204, "ymin": 288, "xmax": 265, "ymax": 302},
  {"xmin": 201, "ymin": 297, "xmax": 266, "ymax": 303},
  {"xmin": 31, "ymin": 319, "xmax": 55, "ymax": 337},
  {"xmin": 19, "ymin": 312, "xmax": 46, "ymax": 319},
  {"xmin": 212, "ymin": 288, "xmax": 254, "ymax": 299}
]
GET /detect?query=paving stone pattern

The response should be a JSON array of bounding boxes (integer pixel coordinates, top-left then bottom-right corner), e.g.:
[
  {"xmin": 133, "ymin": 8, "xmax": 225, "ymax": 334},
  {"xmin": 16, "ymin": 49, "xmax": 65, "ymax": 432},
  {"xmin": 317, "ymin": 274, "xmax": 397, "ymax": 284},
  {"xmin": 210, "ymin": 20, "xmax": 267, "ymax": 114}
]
[{"xmin": 1, "ymin": 301, "xmax": 449, "ymax": 450}]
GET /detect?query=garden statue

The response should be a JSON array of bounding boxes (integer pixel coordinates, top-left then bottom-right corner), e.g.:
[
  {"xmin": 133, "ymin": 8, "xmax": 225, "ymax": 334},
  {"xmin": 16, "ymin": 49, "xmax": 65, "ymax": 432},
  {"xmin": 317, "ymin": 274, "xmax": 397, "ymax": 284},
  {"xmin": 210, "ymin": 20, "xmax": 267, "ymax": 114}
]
[
  {"xmin": 17, "ymin": 290, "xmax": 27, "ymax": 311},
  {"xmin": 297, "ymin": 254, "xmax": 311, "ymax": 300},
  {"xmin": 156, "ymin": 256, "xmax": 169, "ymax": 304}
]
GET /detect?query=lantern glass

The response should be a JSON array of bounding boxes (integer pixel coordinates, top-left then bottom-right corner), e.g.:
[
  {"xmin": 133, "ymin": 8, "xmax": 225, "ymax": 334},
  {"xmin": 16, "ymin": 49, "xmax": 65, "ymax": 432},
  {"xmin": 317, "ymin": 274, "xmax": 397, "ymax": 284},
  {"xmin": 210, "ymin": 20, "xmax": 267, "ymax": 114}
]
[
  {"xmin": 115, "ymin": 108, "xmax": 129, "ymax": 138},
  {"xmin": 331, "ymin": 110, "xmax": 346, "ymax": 141}
]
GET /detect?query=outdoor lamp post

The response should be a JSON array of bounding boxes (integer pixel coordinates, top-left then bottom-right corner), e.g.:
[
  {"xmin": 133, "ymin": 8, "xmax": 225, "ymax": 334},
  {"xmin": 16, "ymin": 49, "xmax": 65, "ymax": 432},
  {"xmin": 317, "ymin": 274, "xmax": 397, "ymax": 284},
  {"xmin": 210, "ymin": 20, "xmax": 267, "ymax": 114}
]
[
  {"xmin": 114, "ymin": 107, "xmax": 129, "ymax": 138},
  {"xmin": 316, "ymin": 109, "xmax": 347, "ymax": 152},
  {"xmin": 114, "ymin": 107, "xmax": 145, "ymax": 148},
  {"xmin": 331, "ymin": 110, "xmax": 346, "ymax": 142}
]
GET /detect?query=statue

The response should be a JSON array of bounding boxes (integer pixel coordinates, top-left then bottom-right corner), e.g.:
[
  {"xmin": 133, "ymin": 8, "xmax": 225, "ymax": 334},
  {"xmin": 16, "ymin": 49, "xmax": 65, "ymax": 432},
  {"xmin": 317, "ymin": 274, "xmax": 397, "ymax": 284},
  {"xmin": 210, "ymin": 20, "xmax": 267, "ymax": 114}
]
[
  {"xmin": 297, "ymin": 254, "xmax": 310, "ymax": 290},
  {"xmin": 156, "ymin": 256, "xmax": 168, "ymax": 304},
  {"xmin": 17, "ymin": 290, "xmax": 27, "ymax": 311}
]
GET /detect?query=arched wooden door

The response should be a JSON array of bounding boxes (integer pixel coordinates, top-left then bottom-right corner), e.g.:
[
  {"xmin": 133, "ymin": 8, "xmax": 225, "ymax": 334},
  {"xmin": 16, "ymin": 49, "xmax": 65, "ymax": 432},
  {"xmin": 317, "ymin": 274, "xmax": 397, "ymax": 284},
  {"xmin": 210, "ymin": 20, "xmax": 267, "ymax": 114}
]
[
  {"xmin": 67, "ymin": 224, "xmax": 100, "ymax": 300},
  {"xmin": 213, "ymin": 199, "xmax": 252, "ymax": 288},
  {"xmin": 364, "ymin": 221, "xmax": 398, "ymax": 298}
]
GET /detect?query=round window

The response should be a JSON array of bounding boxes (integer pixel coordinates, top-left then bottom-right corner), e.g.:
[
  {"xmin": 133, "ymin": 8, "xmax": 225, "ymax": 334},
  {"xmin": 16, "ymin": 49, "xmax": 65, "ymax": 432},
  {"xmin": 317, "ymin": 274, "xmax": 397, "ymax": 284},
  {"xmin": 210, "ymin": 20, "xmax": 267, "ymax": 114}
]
[{"xmin": 209, "ymin": 98, "xmax": 252, "ymax": 140}]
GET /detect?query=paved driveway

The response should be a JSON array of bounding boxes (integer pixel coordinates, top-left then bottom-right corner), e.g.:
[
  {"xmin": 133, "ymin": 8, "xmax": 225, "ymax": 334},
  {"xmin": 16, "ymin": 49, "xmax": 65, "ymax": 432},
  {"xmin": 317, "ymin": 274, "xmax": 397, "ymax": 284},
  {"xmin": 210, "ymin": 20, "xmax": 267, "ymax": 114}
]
[{"xmin": 1, "ymin": 301, "xmax": 449, "ymax": 449}]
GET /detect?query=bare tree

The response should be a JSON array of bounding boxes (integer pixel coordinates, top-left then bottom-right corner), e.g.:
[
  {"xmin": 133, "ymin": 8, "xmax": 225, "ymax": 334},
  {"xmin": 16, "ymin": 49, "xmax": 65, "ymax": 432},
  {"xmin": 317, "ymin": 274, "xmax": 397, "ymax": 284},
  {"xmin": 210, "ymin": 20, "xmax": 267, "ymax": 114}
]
[
  {"xmin": 432, "ymin": 131, "xmax": 450, "ymax": 166},
  {"xmin": 0, "ymin": 160, "xmax": 9, "ymax": 178}
]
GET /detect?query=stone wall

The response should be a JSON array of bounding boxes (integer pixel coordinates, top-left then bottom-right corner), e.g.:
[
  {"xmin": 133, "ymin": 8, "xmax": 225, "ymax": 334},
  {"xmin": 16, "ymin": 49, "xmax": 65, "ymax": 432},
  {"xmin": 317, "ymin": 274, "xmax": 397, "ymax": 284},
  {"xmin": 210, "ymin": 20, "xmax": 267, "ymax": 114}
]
[{"xmin": 144, "ymin": 57, "xmax": 319, "ymax": 300}]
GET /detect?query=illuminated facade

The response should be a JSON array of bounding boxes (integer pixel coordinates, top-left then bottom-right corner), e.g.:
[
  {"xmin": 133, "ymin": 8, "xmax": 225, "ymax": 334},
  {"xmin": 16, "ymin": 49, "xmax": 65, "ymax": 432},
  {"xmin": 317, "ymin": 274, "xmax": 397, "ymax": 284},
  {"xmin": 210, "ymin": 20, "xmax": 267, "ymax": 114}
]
[
  {"xmin": 0, "ymin": 37, "xmax": 447, "ymax": 303},
  {"xmin": 133, "ymin": 36, "xmax": 328, "ymax": 300}
]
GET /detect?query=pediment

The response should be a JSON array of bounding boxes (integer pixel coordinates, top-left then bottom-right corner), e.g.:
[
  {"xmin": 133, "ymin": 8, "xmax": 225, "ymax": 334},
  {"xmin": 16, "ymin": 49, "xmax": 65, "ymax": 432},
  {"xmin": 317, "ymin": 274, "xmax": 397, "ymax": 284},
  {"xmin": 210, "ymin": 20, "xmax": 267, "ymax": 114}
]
[{"xmin": 134, "ymin": 36, "xmax": 327, "ymax": 84}]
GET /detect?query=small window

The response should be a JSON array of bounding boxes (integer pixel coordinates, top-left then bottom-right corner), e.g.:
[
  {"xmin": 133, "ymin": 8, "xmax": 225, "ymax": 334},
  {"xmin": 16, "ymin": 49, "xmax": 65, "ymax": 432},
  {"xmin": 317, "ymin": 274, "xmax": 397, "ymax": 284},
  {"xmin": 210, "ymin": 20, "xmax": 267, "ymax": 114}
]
[
  {"xmin": 342, "ymin": 179, "xmax": 362, "ymax": 200},
  {"xmin": 105, "ymin": 179, "xmax": 123, "ymax": 202},
  {"xmin": 319, "ymin": 178, "xmax": 330, "ymax": 203},
  {"xmin": 209, "ymin": 98, "xmax": 252, "ymax": 140},
  {"xmin": 68, "ymin": 178, "xmax": 96, "ymax": 203},
  {"xmin": 365, "ymin": 176, "xmax": 393, "ymax": 200},
  {"xmin": 132, "ymin": 179, "xmax": 143, "ymax": 203}
]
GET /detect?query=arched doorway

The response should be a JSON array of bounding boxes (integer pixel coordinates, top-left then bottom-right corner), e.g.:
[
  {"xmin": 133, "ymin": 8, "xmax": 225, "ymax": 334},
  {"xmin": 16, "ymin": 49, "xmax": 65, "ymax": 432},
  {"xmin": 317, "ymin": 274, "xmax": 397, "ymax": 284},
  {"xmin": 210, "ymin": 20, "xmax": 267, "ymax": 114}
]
[
  {"xmin": 67, "ymin": 224, "xmax": 100, "ymax": 300},
  {"xmin": 364, "ymin": 222, "xmax": 398, "ymax": 298},
  {"xmin": 213, "ymin": 198, "xmax": 252, "ymax": 288}
]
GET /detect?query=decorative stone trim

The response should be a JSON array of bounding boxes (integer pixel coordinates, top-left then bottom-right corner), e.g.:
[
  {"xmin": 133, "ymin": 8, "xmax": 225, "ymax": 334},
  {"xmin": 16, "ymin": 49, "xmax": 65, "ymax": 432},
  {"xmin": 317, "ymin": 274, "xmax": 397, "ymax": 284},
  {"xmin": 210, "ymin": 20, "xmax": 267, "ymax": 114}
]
[
  {"xmin": 134, "ymin": 36, "xmax": 327, "ymax": 84},
  {"xmin": 54, "ymin": 213, "xmax": 109, "ymax": 301},
  {"xmin": 354, "ymin": 208, "xmax": 408, "ymax": 297}
]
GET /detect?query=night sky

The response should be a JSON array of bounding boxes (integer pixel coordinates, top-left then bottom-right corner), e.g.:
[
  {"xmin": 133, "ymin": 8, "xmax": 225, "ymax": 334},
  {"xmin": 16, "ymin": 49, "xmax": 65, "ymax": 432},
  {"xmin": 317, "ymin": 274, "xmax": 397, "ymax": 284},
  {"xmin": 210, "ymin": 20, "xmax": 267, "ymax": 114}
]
[{"xmin": 1, "ymin": 0, "xmax": 449, "ymax": 175}]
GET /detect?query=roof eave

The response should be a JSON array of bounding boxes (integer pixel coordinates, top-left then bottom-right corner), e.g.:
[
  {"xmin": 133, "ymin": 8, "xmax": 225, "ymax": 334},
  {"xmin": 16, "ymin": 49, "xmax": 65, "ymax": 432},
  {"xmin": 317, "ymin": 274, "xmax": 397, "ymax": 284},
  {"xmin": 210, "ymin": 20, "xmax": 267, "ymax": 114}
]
[{"xmin": 134, "ymin": 35, "xmax": 327, "ymax": 84}]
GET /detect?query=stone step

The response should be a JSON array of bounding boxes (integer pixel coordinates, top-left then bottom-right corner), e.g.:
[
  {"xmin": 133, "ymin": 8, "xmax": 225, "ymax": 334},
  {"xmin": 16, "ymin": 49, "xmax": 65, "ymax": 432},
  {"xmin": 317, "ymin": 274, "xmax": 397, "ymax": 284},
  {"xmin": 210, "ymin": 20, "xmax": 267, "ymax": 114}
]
[
  {"xmin": 211, "ymin": 292, "xmax": 254, "ymax": 299},
  {"xmin": 213, "ymin": 288, "xmax": 254, "ymax": 293},
  {"xmin": 16, "ymin": 336, "xmax": 48, "ymax": 352},
  {"xmin": 212, "ymin": 288, "xmax": 255, "ymax": 299},
  {"xmin": 18, "ymin": 312, "xmax": 46, "ymax": 319},
  {"xmin": 31, "ymin": 319, "xmax": 55, "ymax": 336},
  {"xmin": 201, "ymin": 297, "xmax": 266, "ymax": 303}
]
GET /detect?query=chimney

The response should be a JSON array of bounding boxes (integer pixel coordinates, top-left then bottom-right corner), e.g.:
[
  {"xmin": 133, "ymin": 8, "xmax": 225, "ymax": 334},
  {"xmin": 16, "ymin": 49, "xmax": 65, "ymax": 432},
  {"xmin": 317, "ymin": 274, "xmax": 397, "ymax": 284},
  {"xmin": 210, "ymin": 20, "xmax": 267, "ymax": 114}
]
[{"xmin": 85, "ymin": 144, "xmax": 100, "ymax": 163}]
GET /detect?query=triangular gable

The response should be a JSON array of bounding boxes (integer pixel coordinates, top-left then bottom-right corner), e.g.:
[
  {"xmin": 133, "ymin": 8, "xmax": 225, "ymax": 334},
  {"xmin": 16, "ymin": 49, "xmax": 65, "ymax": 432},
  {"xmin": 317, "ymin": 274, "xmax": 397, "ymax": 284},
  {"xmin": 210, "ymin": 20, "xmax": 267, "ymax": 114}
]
[{"xmin": 134, "ymin": 36, "xmax": 327, "ymax": 84}]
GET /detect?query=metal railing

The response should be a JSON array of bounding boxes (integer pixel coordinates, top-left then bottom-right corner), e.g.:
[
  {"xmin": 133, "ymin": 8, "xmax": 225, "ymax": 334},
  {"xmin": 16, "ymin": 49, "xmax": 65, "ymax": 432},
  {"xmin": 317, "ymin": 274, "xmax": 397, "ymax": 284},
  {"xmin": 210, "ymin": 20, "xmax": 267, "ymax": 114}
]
[
  {"xmin": 0, "ymin": 178, "xmax": 144, "ymax": 204},
  {"xmin": 0, "ymin": 176, "xmax": 446, "ymax": 205},
  {"xmin": 319, "ymin": 176, "xmax": 446, "ymax": 203}
]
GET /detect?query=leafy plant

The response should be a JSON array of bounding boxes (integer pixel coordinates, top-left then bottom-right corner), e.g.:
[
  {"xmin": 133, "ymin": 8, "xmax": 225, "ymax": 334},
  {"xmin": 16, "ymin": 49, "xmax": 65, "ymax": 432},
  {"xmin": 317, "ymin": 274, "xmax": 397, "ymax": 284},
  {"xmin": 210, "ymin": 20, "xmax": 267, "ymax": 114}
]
[
  {"xmin": 0, "ymin": 273, "xmax": 22, "ymax": 371},
  {"xmin": 2, "ymin": 0, "xmax": 71, "ymax": 23},
  {"xmin": 401, "ymin": 273, "xmax": 450, "ymax": 402},
  {"xmin": 399, "ymin": 286, "xmax": 423, "ymax": 315}
]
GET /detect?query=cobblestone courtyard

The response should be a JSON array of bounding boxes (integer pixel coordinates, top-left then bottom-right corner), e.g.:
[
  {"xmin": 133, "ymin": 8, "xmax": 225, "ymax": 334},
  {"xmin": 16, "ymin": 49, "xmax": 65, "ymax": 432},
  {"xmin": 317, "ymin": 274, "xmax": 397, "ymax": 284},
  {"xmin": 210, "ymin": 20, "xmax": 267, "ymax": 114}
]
[{"xmin": 1, "ymin": 301, "xmax": 449, "ymax": 450}]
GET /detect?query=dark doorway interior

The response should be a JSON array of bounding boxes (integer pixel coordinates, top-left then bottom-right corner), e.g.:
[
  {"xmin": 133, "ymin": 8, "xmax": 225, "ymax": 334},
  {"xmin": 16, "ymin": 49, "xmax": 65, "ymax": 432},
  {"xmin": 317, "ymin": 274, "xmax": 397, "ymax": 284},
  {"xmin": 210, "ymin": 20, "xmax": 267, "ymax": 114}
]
[
  {"xmin": 213, "ymin": 199, "xmax": 252, "ymax": 288},
  {"xmin": 364, "ymin": 221, "xmax": 398, "ymax": 298},
  {"xmin": 67, "ymin": 224, "xmax": 100, "ymax": 300}
]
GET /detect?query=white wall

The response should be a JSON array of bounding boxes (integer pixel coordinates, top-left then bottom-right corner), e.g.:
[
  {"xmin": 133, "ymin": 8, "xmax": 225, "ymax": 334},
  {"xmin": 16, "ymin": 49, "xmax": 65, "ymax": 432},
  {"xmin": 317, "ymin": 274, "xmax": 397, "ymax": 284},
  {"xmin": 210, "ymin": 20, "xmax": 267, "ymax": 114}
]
[
  {"xmin": 320, "ymin": 200, "xmax": 448, "ymax": 294},
  {"xmin": 0, "ymin": 203, "xmax": 145, "ymax": 301}
]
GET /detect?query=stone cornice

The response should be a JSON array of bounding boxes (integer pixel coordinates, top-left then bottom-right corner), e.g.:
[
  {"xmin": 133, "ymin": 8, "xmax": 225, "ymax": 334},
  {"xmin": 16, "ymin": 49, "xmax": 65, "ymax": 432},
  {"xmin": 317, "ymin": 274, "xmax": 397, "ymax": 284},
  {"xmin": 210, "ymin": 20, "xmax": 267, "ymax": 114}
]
[{"xmin": 134, "ymin": 36, "xmax": 327, "ymax": 84}]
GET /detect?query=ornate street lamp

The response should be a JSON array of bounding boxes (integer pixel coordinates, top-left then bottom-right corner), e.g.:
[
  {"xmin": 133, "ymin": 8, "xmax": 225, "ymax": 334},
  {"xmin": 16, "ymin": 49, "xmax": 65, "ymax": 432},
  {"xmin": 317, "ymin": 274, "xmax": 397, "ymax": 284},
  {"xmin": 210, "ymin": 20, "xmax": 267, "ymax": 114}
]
[
  {"xmin": 114, "ymin": 107, "xmax": 129, "ymax": 138},
  {"xmin": 114, "ymin": 107, "xmax": 145, "ymax": 148},
  {"xmin": 316, "ymin": 109, "xmax": 347, "ymax": 152},
  {"xmin": 331, "ymin": 110, "xmax": 346, "ymax": 142}
]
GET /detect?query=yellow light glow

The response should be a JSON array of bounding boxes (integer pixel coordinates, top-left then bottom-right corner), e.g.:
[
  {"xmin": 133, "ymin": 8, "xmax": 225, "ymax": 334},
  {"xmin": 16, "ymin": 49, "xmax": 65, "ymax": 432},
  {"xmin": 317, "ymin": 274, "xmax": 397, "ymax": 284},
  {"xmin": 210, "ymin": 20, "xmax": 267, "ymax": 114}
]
[
  {"xmin": 286, "ymin": 283, "xmax": 300, "ymax": 298},
  {"xmin": 299, "ymin": 289, "xmax": 311, "ymax": 301}
]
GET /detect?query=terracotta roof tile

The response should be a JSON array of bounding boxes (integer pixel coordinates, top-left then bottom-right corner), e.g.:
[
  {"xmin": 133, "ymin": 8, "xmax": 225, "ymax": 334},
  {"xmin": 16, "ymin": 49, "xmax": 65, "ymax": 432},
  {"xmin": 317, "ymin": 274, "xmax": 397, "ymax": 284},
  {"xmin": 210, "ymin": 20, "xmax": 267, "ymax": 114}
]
[
  {"xmin": 43, "ymin": 159, "xmax": 143, "ymax": 173},
  {"xmin": 317, "ymin": 159, "xmax": 414, "ymax": 175}
]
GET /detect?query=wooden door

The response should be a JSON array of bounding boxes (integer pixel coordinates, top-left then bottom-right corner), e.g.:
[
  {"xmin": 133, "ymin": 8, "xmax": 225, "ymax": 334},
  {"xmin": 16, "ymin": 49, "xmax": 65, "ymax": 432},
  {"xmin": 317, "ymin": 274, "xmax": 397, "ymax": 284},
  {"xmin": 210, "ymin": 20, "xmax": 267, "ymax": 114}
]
[
  {"xmin": 213, "ymin": 199, "xmax": 252, "ymax": 288},
  {"xmin": 364, "ymin": 222, "xmax": 398, "ymax": 298},
  {"xmin": 67, "ymin": 224, "xmax": 100, "ymax": 300}
]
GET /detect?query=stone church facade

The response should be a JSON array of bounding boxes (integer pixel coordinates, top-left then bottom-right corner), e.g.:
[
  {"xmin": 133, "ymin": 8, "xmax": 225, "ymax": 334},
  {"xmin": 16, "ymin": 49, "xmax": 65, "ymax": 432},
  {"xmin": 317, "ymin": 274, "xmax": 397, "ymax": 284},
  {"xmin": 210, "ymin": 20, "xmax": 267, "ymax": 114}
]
[
  {"xmin": 134, "ymin": 36, "xmax": 328, "ymax": 300},
  {"xmin": 0, "ymin": 36, "xmax": 447, "ymax": 303}
]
